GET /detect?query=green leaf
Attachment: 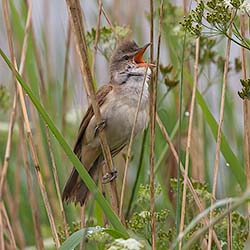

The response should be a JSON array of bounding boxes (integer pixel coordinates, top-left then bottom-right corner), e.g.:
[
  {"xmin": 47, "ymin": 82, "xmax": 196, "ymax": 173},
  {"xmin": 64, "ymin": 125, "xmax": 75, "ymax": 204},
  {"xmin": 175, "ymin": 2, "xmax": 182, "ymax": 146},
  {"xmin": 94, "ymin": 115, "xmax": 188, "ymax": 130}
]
[
  {"xmin": 60, "ymin": 229, "xmax": 85, "ymax": 250},
  {"xmin": 184, "ymin": 69, "xmax": 245, "ymax": 190},
  {"xmin": 60, "ymin": 227, "xmax": 103, "ymax": 250},
  {"xmin": 103, "ymin": 228, "xmax": 126, "ymax": 239},
  {"xmin": 0, "ymin": 48, "xmax": 129, "ymax": 238}
]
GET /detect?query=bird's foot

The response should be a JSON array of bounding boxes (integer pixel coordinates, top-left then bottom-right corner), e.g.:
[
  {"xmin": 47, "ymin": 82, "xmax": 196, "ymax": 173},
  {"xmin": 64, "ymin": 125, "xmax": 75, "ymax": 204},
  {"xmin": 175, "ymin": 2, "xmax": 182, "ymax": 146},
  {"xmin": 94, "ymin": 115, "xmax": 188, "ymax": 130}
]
[
  {"xmin": 102, "ymin": 168, "xmax": 118, "ymax": 184},
  {"xmin": 94, "ymin": 119, "xmax": 107, "ymax": 136}
]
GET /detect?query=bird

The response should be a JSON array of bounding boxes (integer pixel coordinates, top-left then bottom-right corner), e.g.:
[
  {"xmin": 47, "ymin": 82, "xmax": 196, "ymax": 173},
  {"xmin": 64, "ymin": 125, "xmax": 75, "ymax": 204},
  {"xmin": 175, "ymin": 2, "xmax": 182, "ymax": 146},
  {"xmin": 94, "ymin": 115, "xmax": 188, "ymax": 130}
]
[{"xmin": 62, "ymin": 40, "xmax": 153, "ymax": 206}]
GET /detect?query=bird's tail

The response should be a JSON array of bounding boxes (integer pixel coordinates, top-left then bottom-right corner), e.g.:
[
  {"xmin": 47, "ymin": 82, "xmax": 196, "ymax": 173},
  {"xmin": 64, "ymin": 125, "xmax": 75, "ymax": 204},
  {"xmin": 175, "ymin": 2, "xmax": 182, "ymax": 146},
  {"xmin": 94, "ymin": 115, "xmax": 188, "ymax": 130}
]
[{"xmin": 62, "ymin": 157, "xmax": 101, "ymax": 206}]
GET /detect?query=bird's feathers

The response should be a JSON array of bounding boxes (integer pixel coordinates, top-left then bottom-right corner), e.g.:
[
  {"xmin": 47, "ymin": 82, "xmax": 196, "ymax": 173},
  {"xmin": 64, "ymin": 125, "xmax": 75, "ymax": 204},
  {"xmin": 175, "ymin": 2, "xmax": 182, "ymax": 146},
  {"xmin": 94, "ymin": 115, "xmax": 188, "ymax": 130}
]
[{"xmin": 62, "ymin": 84, "xmax": 113, "ymax": 205}]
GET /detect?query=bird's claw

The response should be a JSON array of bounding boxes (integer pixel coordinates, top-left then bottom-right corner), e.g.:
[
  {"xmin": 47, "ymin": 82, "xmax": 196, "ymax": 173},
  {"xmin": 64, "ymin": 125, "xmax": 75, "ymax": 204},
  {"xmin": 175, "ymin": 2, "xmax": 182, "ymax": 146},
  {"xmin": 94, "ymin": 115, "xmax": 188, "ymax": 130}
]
[
  {"xmin": 102, "ymin": 169, "xmax": 118, "ymax": 184},
  {"xmin": 94, "ymin": 119, "xmax": 107, "ymax": 136}
]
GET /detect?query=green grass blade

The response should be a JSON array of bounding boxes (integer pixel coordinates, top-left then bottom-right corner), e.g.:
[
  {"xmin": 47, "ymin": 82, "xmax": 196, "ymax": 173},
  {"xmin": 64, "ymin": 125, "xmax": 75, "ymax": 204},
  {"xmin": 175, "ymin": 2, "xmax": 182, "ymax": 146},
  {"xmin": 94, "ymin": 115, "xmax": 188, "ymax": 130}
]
[
  {"xmin": 0, "ymin": 48, "xmax": 128, "ymax": 237},
  {"xmin": 184, "ymin": 69, "xmax": 245, "ymax": 190},
  {"xmin": 60, "ymin": 229, "xmax": 86, "ymax": 250},
  {"xmin": 195, "ymin": 89, "xmax": 245, "ymax": 189}
]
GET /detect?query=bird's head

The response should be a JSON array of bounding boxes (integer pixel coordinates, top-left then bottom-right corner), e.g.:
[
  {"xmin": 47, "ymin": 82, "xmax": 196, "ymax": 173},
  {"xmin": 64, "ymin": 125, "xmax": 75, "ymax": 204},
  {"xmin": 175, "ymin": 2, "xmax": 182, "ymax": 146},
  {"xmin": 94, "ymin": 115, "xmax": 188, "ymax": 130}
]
[{"xmin": 109, "ymin": 40, "xmax": 154, "ymax": 84}]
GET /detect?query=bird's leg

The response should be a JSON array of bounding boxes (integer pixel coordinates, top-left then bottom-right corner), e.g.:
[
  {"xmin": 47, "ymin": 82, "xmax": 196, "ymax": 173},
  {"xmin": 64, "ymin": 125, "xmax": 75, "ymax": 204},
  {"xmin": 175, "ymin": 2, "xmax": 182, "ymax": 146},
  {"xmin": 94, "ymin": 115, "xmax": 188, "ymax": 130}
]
[
  {"xmin": 102, "ymin": 168, "xmax": 118, "ymax": 184},
  {"xmin": 94, "ymin": 119, "xmax": 107, "ymax": 137}
]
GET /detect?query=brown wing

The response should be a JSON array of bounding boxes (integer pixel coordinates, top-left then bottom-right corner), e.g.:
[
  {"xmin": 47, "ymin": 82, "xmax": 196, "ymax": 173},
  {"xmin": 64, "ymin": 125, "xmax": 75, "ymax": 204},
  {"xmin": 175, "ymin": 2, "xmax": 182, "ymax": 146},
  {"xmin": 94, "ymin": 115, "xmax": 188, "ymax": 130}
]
[
  {"xmin": 73, "ymin": 84, "xmax": 113, "ymax": 159},
  {"xmin": 62, "ymin": 84, "xmax": 113, "ymax": 205}
]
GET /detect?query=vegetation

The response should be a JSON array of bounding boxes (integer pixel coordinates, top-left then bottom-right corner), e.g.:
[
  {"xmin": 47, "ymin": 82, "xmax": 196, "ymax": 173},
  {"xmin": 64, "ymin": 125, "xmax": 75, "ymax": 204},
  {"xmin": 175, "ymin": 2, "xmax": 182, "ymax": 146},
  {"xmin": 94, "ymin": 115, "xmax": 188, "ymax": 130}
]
[{"xmin": 0, "ymin": 0, "xmax": 250, "ymax": 249}]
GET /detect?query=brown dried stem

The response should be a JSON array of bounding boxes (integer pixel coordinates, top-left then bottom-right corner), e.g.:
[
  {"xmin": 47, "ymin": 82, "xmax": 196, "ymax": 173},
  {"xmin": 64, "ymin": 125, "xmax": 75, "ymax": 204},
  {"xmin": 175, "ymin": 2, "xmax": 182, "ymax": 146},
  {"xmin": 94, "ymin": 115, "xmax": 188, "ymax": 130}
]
[
  {"xmin": 65, "ymin": 0, "xmax": 119, "ymax": 214},
  {"xmin": 0, "ymin": 201, "xmax": 4, "ymax": 250},
  {"xmin": 1, "ymin": 203, "xmax": 16, "ymax": 249},
  {"xmin": 227, "ymin": 202, "xmax": 233, "ymax": 250},
  {"xmin": 179, "ymin": 37, "xmax": 200, "ymax": 249},
  {"xmin": 2, "ymin": 0, "xmax": 60, "ymax": 248},
  {"xmin": 240, "ymin": 15, "xmax": 250, "ymax": 218},
  {"xmin": 45, "ymin": 126, "xmax": 69, "ymax": 237},
  {"xmin": 62, "ymin": 23, "xmax": 71, "ymax": 135},
  {"xmin": 207, "ymin": 24, "xmax": 233, "ymax": 250},
  {"xmin": 156, "ymin": 114, "xmax": 222, "ymax": 249},
  {"xmin": 92, "ymin": 0, "xmax": 102, "ymax": 77},
  {"xmin": 149, "ymin": 0, "xmax": 156, "ymax": 248},
  {"xmin": 19, "ymin": 119, "xmax": 44, "ymax": 250},
  {"xmin": 101, "ymin": 5, "xmax": 115, "ymax": 33},
  {"xmin": 119, "ymin": 67, "xmax": 149, "ymax": 220}
]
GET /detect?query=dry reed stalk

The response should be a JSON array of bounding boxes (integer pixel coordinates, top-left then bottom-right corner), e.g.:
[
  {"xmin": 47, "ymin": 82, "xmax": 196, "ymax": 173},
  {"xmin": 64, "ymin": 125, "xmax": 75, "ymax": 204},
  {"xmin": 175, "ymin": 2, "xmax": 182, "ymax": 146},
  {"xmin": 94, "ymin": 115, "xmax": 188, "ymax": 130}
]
[
  {"xmin": 101, "ymin": 5, "xmax": 115, "ymax": 33},
  {"xmin": 149, "ymin": 0, "xmax": 156, "ymax": 248},
  {"xmin": 119, "ymin": 67, "xmax": 149, "ymax": 220},
  {"xmin": 0, "ymin": 41, "xmax": 18, "ymax": 201},
  {"xmin": 0, "ymin": 0, "xmax": 32, "ymax": 199},
  {"xmin": 179, "ymin": 37, "xmax": 200, "ymax": 249},
  {"xmin": 207, "ymin": 25, "xmax": 233, "ymax": 250},
  {"xmin": 191, "ymin": 110, "xmax": 205, "ymax": 182},
  {"xmin": 62, "ymin": 23, "xmax": 71, "ymax": 135},
  {"xmin": 0, "ymin": 201, "xmax": 4, "ymax": 250},
  {"xmin": 1, "ymin": 203, "xmax": 16, "ymax": 249},
  {"xmin": 80, "ymin": 205, "xmax": 86, "ymax": 250},
  {"xmin": 19, "ymin": 120, "xmax": 44, "ymax": 250},
  {"xmin": 66, "ymin": 0, "xmax": 119, "ymax": 214},
  {"xmin": 2, "ymin": 0, "xmax": 60, "ymax": 248},
  {"xmin": 0, "ymin": 92, "xmax": 17, "ymax": 198},
  {"xmin": 13, "ymin": 144, "xmax": 21, "ymax": 208},
  {"xmin": 45, "ymin": 126, "xmax": 69, "ymax": 237},
  {"xmin": 43, "ymin": 0, "xmax": 52, "ymax": 84},
  {"xmin": 0, "ymin": 1, "xmax": 32, "ymax": 244},
  {"xmin": 27, "ymin": 0, "xmax": 59, "ymax": 216},
  {"xmin": 1, "ymin": 184, "xmax": 26, "ymax": 249},
  {"xmin": 183, "ymin": 0, "xmax": 188, "ymax": 15},
  {"xmin": 12, "ymin": 145, "xmax": 26, "ymax": 250},
  {"xmin": 181, "ymin": 185, "xmax": 250, "ymax": 250},
  {"xmin": 156, "ymin": 114, "xmax": 222, "ymax": 249},
  {"xmin": 240, "ymin": 15, "xmax": 250, "ymax": 218},
  {"xmin": 227, "ymin": 203, "xmax": 233, "ymax": 250},
  {"xmin": 25, "ymin": 0, "xmax": 60, "ymax": 218},
  {"xmin": 30, "ymin": 107, "xmax": 59, "ymax": 217},
  {"xmin": 92, "ymin": 0, "xmax": 102, "ymax": 77},
  {"xmin": 27, "ymin": 14, "xmax": 47, "ymax": 99}
]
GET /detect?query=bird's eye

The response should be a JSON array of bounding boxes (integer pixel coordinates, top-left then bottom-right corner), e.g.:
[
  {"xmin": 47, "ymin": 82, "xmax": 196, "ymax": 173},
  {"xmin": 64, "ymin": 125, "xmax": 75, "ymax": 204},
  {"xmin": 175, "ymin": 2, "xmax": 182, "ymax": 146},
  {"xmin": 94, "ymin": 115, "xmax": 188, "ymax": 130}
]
[{"xmin": 123, "ymin": 55, "xmax": 129, "ymax": 60}]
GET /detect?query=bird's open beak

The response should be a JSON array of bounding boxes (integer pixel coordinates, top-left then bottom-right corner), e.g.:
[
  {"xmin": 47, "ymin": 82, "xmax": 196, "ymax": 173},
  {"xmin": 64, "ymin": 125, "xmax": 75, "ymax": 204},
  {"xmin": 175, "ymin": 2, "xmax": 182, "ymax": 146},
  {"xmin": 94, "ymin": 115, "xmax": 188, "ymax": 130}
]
[{"xmin": 133, "ymin": 43, "xmax": 155, "ymax": 68}]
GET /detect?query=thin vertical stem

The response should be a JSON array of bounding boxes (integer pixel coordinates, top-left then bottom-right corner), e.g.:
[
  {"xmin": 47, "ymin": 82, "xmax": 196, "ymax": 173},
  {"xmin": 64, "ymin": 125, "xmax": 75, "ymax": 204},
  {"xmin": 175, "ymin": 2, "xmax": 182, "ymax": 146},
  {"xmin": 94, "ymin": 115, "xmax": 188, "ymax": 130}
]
[
  {"xmin": 227, "ymin": 203, "xmax": 233, "ymax": 250},
  {"xmin": 208, "ymin": 24, "xmax": 233, "ymax": 250},
  {"xmin": 149, "ymin": 0, "xmax": 156, "ymax": 248},
  {"xmin": 183, "ymin": 0, "xmax": 188, "ymax": 15},
  {"xmin": 45, "ymin": 126, "xmax": 69, "ymax": 237},
  {"xmin": 156, "ymin": 114, "xmax": 222, "ymax": 249},
  {"xmin": 179, "ymin": 37, "xmax": 200, "ymax": 249},
  {"xmin": 20, "ymin": 120, "xmax": 44, "ymax": 250},
  {"xmin": 125, "ymin": 130, "xmax": 148, "ymax": 218},
  {"xmin": 92, "ymin": 0, "xmax": 102, "ymax": 77},
  {"xmin": 66, "ymin": 0, "xmax": 119, "ymax": 214},
  {"xmin": 101, "ymin": 5, "xmax": 115, "ymax": 33},
  {"xmin": 0, "ymin": 201, "xmax": 4, "ymax": 250},
  {"xmin": 0, "ymin": 0, "xmax": 32, "ymax": 200},
  {"xmin": 2, "ymin": 0, "xmax": 60, "ymax": 248},
  {"xmin": 80, "ymin": 205, "xmax": 86, "ymax": 250},
  {"xmin": 119, "ymin": 68, "xmax": 149, "ymax": 220},
  {"xmin": 62, "ymin": 23, "xmax": 71, "ymax": 135},
  {"xmin": 240, "ymin": 15, "xmax": 250, "ymax": 219},
  {"xmin": 1, "ymin": 203, "xmax": 17, "ymax": 250}
]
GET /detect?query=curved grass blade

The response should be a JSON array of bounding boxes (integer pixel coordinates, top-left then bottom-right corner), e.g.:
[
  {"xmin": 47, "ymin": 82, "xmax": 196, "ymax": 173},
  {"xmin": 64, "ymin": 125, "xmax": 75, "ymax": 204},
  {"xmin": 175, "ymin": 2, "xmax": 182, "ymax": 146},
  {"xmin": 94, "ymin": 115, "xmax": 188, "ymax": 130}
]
[
  {"xmin": 184, "ymin": 69, "xmax": 245, "ymax": 190},
  {"xmin": 0, "ymin": 48, "xmax": 129, "ymax": 238}
]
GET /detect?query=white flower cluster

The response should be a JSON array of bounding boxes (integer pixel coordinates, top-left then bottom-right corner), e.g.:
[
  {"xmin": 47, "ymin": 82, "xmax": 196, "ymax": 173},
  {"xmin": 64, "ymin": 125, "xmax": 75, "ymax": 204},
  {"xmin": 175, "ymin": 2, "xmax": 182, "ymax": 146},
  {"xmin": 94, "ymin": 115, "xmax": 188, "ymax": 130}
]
[
  {"xmin": 224, "ymin": 0, "xmax": 250, "ymax": 13},
  {"xmin": 107, "ymin": 238, "xmax": 144, "ymax": 250}
]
